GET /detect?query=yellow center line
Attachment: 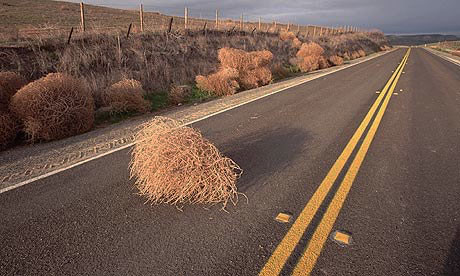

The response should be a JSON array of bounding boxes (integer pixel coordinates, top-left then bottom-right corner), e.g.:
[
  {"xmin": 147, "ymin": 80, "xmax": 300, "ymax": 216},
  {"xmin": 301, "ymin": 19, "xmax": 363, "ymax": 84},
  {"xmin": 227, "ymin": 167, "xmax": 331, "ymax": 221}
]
[
  {"xmin": 292, "ymin": 48, "xmax": 411, "ymax": 275},
  {"xmin": 259, "ymin": 49, "xmax": 410, "ymax": 276}
]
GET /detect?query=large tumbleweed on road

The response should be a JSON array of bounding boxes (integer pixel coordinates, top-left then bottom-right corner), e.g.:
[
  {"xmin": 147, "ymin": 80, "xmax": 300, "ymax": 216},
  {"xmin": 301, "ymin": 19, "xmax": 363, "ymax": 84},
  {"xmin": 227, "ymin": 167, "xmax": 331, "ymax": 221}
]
[{"xmin": 130, "ymin": 117, "xmax": 242, "ymax": 208}]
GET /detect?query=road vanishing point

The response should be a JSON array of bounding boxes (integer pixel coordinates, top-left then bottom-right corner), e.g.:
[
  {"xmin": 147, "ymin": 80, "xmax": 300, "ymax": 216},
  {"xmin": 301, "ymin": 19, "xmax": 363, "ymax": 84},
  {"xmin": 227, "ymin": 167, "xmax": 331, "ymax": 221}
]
[{"xmin": 1, "ymin": 47, "xmax": 459, "ymax": 275}]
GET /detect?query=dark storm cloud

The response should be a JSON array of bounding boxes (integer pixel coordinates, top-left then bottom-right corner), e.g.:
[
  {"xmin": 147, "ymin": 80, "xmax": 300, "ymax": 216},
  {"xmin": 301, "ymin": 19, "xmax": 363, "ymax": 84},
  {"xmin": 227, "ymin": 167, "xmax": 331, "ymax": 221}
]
[{"xmin": 67, "ymin": 0, "xmax": 460, "ymax": 34}]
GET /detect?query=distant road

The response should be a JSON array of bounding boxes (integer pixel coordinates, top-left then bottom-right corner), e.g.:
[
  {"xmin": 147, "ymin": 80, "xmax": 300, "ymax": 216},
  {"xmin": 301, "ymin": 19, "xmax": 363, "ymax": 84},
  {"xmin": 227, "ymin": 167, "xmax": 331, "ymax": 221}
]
[{"xmin": 1, "ymin": 48, "xmax": 459, "ymax": 275}]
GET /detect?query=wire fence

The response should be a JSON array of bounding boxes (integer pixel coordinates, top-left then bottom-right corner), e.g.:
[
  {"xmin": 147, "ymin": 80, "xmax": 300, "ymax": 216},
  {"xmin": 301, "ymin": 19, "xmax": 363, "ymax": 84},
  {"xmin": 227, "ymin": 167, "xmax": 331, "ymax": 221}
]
[{"xmin": 2, "ymin": 2, "xmax": 364, "ymax": 44}]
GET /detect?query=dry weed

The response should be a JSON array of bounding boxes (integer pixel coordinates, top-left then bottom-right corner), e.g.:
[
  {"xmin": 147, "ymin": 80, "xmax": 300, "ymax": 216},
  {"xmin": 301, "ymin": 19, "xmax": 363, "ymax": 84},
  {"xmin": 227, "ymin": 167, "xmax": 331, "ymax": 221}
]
[
  {"xmin": 169, "ymin": 84, "xmax": 192, "ymax": 104},
  {"xmin": 350, "ymin": 51, "xmax": 361, "ymax": 59},
  {"xmin": 295, "ymin": 42, "xmax": 325, "ymax": 72},
  {"xmin": 196, "ymin": 68, "xmax": 240, "ymax": 96},
  {"xmin": 318, "ymin": 56, "xmax": 329, "ymax": 69},
  {"xmin": 0, "ymin": 71, "xmax": 27, "ymax": 108},
  {"xmin": 0, "ymin": 111, "xmax": 19, "ymax": 150},
  {"xmin": 328, "ymin": 55, "xmax": 344, "ymax": 66},
  {"xmin": 358, "ymin": 49, "xmax": 366, "ymax": 57},
  {"xmin": 102, "ymin": 79, "xmax": 150, "ymax": 113},
  {"xmin": 130, "ymin": 116, "xmax": 242, "ymax": 207},
  {"xmin": 280, "ymin": 31, "xmax": 296, "ymax": 41},
  {"xmin": 10, "ymin": 73, "xmax": 94, "ymax": 141}
]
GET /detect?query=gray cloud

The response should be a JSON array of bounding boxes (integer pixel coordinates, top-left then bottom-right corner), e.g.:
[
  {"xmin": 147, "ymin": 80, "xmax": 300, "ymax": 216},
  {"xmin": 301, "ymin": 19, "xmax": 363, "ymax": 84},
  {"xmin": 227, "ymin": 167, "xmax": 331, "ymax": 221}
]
[{"xmin": 66, "ymin": 0, "xmax": 460, "ymax": 34}]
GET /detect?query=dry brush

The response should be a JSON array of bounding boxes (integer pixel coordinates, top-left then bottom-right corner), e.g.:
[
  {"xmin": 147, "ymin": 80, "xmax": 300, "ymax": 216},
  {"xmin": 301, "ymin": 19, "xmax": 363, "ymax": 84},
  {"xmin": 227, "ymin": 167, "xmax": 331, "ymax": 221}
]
[{"xmin": 130, "ymin": 117, "xmax": 242, "ymax": 207}]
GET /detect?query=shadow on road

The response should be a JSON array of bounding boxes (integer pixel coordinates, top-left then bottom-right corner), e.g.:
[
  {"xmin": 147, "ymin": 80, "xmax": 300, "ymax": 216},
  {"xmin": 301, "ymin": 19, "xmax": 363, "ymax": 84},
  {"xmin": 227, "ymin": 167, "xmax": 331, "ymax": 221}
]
[
  {"xmin": 222, "ymin": 127, "xmax": 311, "ymax": 193},
  {"xmin": 444, "ymin": 226, "xmax": 460, "ymax": 275}
]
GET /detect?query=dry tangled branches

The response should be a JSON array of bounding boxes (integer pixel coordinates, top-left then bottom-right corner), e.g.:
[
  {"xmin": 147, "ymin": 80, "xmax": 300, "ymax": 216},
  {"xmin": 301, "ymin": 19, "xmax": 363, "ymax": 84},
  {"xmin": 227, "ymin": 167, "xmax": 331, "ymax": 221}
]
[
  {"xmin": 358, "ymin": 49, "xmax": 366, "ymax": 57},
  {"xmin": 102, "ymin": 79, "xmax": 150, "ymax": 113},
  {"xmin": 0, "ymin": 71, "xmax": 27, "ymax": 109},
  {"xmin": 295, "ymin": 42, "xmax": 326, "ymax": 72},
  {"xmin": 130, "ymin": 117, "xmax": 242, "ymax": 207},
  {"xmin": 10, "ymin": 73, "xmax": 94, "ymax": 141},
  {"xmin": 169, "ymin": 84, "xmax": 192, "ymax": 104},
  {"xmin": 328, "ymin": 55, "xmax": 344, "ymax": 66},
  {"xmin": 279, "ymin": 31, "xmax": 302, "ymax": 48},
  {"xmin": 196, "ymin": 68, "xmax": 240, "ymax": 96},
  {"xmin": 0, "ymin": 111, "xmax": 19, "ymax": 150},
  {"xmin": 196, "ymin": 48, "xmax": 274, "ymax": 95}
]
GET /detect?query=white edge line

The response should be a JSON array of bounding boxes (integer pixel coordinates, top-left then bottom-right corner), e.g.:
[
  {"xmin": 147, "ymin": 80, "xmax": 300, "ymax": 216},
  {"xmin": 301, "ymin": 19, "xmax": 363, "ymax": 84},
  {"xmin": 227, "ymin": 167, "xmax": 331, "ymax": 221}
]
[
  {"xmin": 0, "ymin": 49, "xmax": 396, "ymax": 194},
  {"xmin": 424, "ymin": 48, "xmax": 460, "ymax": 66}
]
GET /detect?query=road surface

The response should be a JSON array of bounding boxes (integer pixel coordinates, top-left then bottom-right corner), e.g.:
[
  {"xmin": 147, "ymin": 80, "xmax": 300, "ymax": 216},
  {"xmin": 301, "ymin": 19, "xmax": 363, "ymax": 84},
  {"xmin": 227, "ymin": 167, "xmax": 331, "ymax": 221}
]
[{"xmin": 1, "ymin": 47, "xmax": 459, "ymax": 275}]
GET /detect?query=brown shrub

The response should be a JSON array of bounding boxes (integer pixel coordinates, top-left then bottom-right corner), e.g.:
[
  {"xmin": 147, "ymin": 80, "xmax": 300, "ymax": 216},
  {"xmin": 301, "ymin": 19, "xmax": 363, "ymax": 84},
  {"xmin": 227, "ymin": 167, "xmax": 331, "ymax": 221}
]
[
  {"xmin": 328, "ymin": 55, "xmax": 344, "ymax": 66},
  {"xmin": 379, "ymin": 45, "xmax": 391, "ymax": 51},
  {"xmin": 239, "ymin": 67, "xmax": 272, "ymax": 90},
  {"xmin": 218, "ymin": 48, "xmax": 273, "ymax": 71},
  {"xmin": 280, "ymin": 31, "xmax": 296, "ymax": 41},
  {"xmin": 196, "ymin": 68, "xmax": 240, "ymax": 96},
  {"xmin": 10, "ymin": 73, "xmax": 94, "ymax": 141},
  {"xmin": 452, "ymin": 51, "xmax": 460, "ymax": 57},
  {"xmin": 342, "ymin": 52, "xmax": 351, "ymax": 60},
  {"xmin": 292, "ymin": 38, "xmax": 302, "ymax": 48},
  {"xmin": 130, "ymin": 116, "xmax": 242, "ymax": 207},
  {"xmin": 295, "ymin": 42, "xmax": 325, "ymax": 72},
  {"xmin": 0, "ymin": 111, "xmax": 19, "ymax": 150},
  {"xmin": 0, "ymin": 71, "xmax": 27, "ymax": 109},
  {"xmin": 358, "ymin": 49, "xmax": 366, "ymax": 57},
  {"xmin": 271, "ymin": 64, "xmax": 291, "ymax": 79},
  {"xmin": 169, "ymin": 84, "xmax": 192, "ymax": 104},
  {"xmin": 102, "ymin": 79, "xmax": 150, "ymax": 113},
  {"xmin": 318, "ymin": 56, "xmax": 329, "ymax": 69},
  {"xmin": 297, "ymin": 42, "xmax": 324, "ymax": 58},
  {"xmin": 350, "ymin": 51, "xmax": 361, "ymax": 59},
  {"xmin": 198, "ymin": 48, "xmax": 273, "ymax": 95}
]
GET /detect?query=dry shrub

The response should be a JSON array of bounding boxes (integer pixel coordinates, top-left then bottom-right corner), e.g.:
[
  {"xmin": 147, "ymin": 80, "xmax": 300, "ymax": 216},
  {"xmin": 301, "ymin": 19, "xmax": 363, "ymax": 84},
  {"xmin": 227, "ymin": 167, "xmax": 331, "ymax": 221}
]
[
  {"xmin": 452, "ymin": 51, "xmax": 460, "ymax": 57},
  {"xmin": 350, "ymin": 51, "xmax": 361, "ymax": 59},
  {"xmin": 318, "ymin": 56, "xmax": 329, "ymax": 69},
  {"xmin": 10, "ymin": 73, "xmax": 94, "ymax": 141},
  {"xmin": 358, "ymin": 49, "xmax": 366, "ymax": 57},
  {"xmin": 239, "ymin": 67, "xmax": 272, "ymax": 89},
  {"xmin": 102, "ymin": 79, "xmax": 150, "ymax": 113},
  {"xmin": 0, "ymin": 71, "xmax": 27, "ymax": 108},
  {"xmin": 292, "ymin": 38, "xmax": 302, "ymax": 48},
  {"xmin": 218, "ymin": 48, "xmax": 273, "ymax": 71},
  {"xmin": 380, "ymin": 45, "xmax": 391, "ymax": 51},
  {"xmin": 271, "ymin": 64, "xmax": 291, "ymax": 79},
  {"xmin": 328, "ymin": 55, "xmax": 344, "ymax": 66},
  {"xmin": 130, "ymin": 116, "xmax": 242, "ymax": 207},
  {"xmin": 198, "ymin": 48, "xmax": 273, "ymax": 95},
  {"xmin": 0, "ymin": 111, "xmax": 19, "ymax": 150},
  {"xmin": 196, "ymin": 68, "xmax": 240, "ymax": 96},
  {"xmin": 295, "ymin": 42, "xmax": 325, "ymax": 72},
  {"xmin": 280, "ymin": 31, "xmax": 296, "ymax": 41},
  {"xmin": 342, "ymin": 52, "xmax": 351, "ymax": 60},
  {"xmin": 169, "ymin": 84, "xmax": 192, "ymax": 104}
]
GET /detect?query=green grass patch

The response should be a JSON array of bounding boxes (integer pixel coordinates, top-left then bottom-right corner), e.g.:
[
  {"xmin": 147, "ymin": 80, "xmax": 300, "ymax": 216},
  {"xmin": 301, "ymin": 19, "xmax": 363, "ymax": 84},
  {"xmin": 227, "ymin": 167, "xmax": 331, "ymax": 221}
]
[
  {"xmin": 144, "ymin": 91, "xmax": 169, "ymax": 111},
  {"xmin": 95, "ymin": 110, "xmax": 137, "ymax": 125},
  {"xmin": 186, "ymin": 85, "xmax": 215, "ymax": 103}
]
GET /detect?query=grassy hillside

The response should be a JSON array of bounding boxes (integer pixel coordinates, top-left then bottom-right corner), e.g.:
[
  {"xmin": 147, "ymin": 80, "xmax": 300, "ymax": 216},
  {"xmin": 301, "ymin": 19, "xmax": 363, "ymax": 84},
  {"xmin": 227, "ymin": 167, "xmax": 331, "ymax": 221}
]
[{"xmin": 0, "ymin": 0, "xmax": 327, "ymax": 44}]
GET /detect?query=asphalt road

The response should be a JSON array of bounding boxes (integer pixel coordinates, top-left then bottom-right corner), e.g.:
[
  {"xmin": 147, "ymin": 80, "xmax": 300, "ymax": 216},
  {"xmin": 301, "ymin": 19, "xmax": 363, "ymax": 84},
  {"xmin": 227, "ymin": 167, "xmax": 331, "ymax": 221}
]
[{"xmin": 1, "ymin": 48, "xmax": 459, "ymax": 276}]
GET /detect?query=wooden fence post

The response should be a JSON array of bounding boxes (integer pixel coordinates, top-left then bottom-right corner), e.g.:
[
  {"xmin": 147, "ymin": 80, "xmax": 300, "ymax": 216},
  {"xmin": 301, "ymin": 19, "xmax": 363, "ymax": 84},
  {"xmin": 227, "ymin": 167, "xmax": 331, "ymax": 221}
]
[
  {"xmin": 168, "ymin": 17, "xmax": 173, "ymax": 33},
  {"xmin": 67, "ymin": 27, "xmax": 74, "ymax": 44},
  {"xmin": 126, "ymin": 23, "xmax": 132, "ymax": 38},
  {"xmin": 240, "ymin": 13, "xmax": 243, "ymax": 31},
  {"xmin": 319, "ymin": 27, "xmax": 323, "ymax": 36},
  {"xmin": 215, "ymin": 9, "xmax": 219, "ymax": 29},
  {"xmin": 297, "ymin": 24, "xmax": 300, "ymax": 33},
  {"xmin": 274, "ymin": 21, "xmax": 277, "ymax": 31},
  {"xmin": 184, "ymin": 7, "xmax": 188, "ymax": 30},
  {"xmin": 80, "ymin": 2, "xmax": 86, "ymax": 32},
  {"xmin": 287, "ymin": 22, "xmax": 290, "ymax": 32},
  {"xmin": 313, "ymin": 26, "xmax": 316, "ymax": 37},
  {"xmin": 117, "ymin": 35, "xmax": 121, "ymax": 62},
  {"xmin": 140, "ymin": 4, "xmax": 144, "ymax": 32},
  {"xmin": 258, "ymin": 17, "xmax": 261, "ymax": 30}
]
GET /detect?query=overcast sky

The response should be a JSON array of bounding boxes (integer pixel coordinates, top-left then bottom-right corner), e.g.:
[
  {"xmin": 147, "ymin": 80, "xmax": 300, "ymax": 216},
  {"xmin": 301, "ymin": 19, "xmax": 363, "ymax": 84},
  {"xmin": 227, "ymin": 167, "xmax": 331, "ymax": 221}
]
[{"xmin": 65, "ymin": 0, "xmax": 460, "ymax": 35}]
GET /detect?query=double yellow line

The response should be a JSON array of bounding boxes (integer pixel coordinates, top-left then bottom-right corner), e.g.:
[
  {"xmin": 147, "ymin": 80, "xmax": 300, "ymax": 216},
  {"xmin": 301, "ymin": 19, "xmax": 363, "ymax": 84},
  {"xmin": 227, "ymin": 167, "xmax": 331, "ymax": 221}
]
[{"xmin": 260, "ymin": 48, "xmax": 411, "ymax": 276}]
